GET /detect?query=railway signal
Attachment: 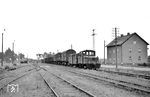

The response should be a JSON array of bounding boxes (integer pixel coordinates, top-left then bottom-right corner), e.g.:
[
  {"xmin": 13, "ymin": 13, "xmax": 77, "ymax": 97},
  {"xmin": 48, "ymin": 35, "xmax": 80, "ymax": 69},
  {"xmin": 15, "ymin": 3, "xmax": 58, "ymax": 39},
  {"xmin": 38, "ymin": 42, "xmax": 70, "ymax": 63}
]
[
  {"xmin": 36, "ymin": 54, "xmax": 42, "ymax": 63},
  {"xmin": 104, "ymin": 40, "xmax": 106, "ymax": 65},
  {"xmin": 92, "ymin": 29, "xmax": 96, "ymax": 51}
]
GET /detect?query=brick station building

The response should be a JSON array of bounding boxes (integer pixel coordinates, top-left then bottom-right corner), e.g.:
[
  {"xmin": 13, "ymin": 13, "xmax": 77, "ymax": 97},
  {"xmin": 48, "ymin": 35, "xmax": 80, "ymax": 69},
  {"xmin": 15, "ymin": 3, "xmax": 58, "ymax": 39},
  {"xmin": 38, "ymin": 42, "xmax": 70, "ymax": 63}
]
[{"xmin": 106, "ymin": 32, "xmax": 149, "ymax": 65}]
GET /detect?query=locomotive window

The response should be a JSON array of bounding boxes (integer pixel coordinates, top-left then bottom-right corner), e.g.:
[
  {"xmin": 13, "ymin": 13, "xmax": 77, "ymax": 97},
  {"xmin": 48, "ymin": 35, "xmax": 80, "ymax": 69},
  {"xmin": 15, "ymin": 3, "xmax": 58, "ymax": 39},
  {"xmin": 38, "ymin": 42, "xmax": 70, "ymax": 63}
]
[
  {"xmin": 91, "ymin": 52, "xmax": 93, "ymax": 55},
  {"xmin": 86, "ymin": 52, "xmax": 88, "ymax": 55},
  {"xmin": 89, "ymin": 52, "xmax": 92, "ymax": 55},
  {"xmin": 83, "ymin": 52, "xmax": 86, "ymax": 54}
]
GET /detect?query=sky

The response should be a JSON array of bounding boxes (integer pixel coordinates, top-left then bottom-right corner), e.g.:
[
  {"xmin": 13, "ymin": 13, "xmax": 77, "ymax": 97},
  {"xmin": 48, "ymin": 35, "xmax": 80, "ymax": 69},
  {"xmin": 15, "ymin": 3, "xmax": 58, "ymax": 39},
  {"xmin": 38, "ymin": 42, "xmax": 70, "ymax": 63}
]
[{"xmin": 0, "ymin": 0, "xmax": 150, "ymax": 59}]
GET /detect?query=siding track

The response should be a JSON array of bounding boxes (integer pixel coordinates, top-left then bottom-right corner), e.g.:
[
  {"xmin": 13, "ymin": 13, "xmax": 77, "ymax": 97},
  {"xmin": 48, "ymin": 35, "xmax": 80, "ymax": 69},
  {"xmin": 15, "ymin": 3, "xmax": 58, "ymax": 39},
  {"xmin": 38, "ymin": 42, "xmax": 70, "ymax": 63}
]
[
  {"xmin": 99, "ymin": 69, "xmax": 150, "ymax": 80},
  {"xmin": 67, "ymin": 70, "xmax": 150, "ymax": 94},
  {"xmin": 39, "ymin": 66, "xmax": 97, "ymax": 97},
  {"xmin": 0, "ymin": 66, "xmax": 36, "ymax": 91},
  {"xmin": 35, "ymin": 68, "xmax": 60, "ymax": 97}
]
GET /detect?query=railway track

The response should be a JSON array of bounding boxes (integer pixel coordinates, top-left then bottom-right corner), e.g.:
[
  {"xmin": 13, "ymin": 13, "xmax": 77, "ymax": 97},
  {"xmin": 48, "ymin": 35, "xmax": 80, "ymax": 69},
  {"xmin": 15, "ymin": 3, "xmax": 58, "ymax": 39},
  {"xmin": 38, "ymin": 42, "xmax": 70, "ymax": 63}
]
[
  {"xmin": 0, "ymin": 65, "xmax": 35, "ymax": 81},
  {"xmin": 66, "ymin": 69, "xmax": 150, "ymax": 94},
  {"xmin": 35, "ymin": 67, "xmax": 59, "ymax": 97},
  {"xmin": 38, "ymin": 67, "xmax": 97, "ymax": 97},
  {"xmin": 0, "ymin": 66, "xmax": 37, "ymax": 91},
  {"xmin": 47, "ymin": 64, "xmax": 150, "ymax": 93},
  {"xmin": 43, "ymin": 63, "xmax": 150, "ymax": 80},
  {"xmin": 99, "ymin": 69, "xmax": 150, "ymax": 80}
]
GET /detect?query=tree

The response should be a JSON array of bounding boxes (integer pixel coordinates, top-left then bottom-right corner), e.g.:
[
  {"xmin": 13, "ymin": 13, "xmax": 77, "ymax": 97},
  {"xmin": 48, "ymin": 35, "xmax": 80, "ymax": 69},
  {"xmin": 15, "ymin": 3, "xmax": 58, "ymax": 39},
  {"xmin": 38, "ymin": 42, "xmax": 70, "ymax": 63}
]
[
  {"xmin": 0, "ymin": 52, "xmax": 2, "ymax": 60},
  {"xmin": 4, "ymin": 48, "xmax": 15, "ymax": 62}
]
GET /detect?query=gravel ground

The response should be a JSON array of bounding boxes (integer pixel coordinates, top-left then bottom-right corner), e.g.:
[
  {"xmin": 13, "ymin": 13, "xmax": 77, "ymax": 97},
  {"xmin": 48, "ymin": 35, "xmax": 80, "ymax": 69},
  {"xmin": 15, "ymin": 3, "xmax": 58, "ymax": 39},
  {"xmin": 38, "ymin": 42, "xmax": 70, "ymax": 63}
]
[
  {"xmin": 1, "ymin": 63, "xmax": 149, "ymax": 97},
  {"xmin": 0, "ymin": 64, "xmax": 33, "ymax": 81},
  {"xmin": 42, "ymin": 64, "xmax": 150, "ymax": 88},
  {"xmin": 44, "ymin": 65, "xmax": 149, "ymax": 97},
  {"xmin": 100, "ymin": 65, "xmax": 150, "ymax": 75},
  {"xmin": 0, "ymin": 70, "xmax": 53, "ymax": 97},
  {"xmin": 78, "ymin": 69, "xmax": 150, "ymax": 88},
  {"xmin": 101, "ymin": 65, "xmax": 150, "ymax": 72}
]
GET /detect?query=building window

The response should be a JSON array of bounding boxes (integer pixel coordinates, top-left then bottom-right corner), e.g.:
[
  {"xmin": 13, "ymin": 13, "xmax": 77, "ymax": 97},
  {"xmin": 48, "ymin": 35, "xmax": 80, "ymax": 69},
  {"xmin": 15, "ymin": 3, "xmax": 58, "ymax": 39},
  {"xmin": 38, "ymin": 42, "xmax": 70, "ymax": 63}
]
[
  {"xmin": 83, "ymin": 52, "xmax": 85, "ymax": 54},
  {"xmin": 129, "ymin": 56, "xmax": 132, "ymax": 60},
  {"xmin": 129, "ymin": 48, "xmax": 132, "ymax": 53},
  {"xmin": 138, "ymin": 48, "xmax": 141, "ymax": 53},
  {"xmin": 138, "ymin": 56, "xmax": 141, "ymax": 61},
  {"xmin": 133, "ymin": 41, "xmax": 136, "ymax": 44}
]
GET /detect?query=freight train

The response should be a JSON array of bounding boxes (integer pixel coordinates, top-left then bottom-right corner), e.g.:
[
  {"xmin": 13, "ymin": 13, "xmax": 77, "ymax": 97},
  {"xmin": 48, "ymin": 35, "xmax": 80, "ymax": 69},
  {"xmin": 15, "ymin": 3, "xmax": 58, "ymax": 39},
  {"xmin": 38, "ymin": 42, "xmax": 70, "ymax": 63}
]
[{"xmin": 42, "ymin": 49, "xmax": 101, "ymax": 70}]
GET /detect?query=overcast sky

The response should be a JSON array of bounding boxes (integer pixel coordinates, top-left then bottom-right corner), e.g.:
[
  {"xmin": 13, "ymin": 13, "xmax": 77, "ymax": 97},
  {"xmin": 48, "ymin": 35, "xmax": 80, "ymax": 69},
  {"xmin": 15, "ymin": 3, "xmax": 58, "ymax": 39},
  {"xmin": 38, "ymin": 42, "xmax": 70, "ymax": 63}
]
[{"xmin": 0, "ymin": 0, "xmax": 150, "ymax": 59}]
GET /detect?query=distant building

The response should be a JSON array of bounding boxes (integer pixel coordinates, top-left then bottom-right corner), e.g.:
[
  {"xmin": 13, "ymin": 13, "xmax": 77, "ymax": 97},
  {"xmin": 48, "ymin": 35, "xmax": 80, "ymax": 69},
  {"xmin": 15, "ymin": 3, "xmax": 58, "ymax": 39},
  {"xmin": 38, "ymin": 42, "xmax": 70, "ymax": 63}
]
[{"xmin": 106, "ymin": 32, "xmax": 149, "ymax": 65}]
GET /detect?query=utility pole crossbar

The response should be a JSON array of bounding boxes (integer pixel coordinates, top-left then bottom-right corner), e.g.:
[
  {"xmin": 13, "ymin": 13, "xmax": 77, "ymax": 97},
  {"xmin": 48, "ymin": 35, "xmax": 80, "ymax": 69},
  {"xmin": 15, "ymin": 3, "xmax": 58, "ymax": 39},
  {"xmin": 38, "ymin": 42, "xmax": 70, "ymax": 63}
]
[{"xmin": 1, "ymin": 33, "xmax": 3, "ymax": 67}]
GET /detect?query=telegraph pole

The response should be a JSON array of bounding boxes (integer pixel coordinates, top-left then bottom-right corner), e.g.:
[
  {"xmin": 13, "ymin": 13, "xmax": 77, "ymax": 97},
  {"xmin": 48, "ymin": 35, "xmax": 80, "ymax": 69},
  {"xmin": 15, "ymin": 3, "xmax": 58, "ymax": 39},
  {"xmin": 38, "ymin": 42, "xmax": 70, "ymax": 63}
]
[
  {"xmin": 112, "ymin": 27, "xmax": 119, "ymax": 69},
  {"xmin": 36, "ymin": 54, "xmax": 42, "ymax": 64},
  {"xmin": 114, "ymin": 27, "xmax": 118, "ymax": 69},
  {"xmin": 1, "ymin": 31, "xmax": 4, "ymax": 67},
  {"xmin": 92, "ymin": 29, "xmax": 96, "ymax": 51},
  {"xmin": 27, "ymin": 54, "xmax": 28, "ymax": 63},
  {"xmin": 104, "ymin": 40, "xmax": 105, "ymax": 65},
  {"xmin": 12, "ymin": 40, "xmax": 15, "ymax": 64},
  {"xmin": 12, "ymin": 41, "xmax": 15, "ymax": 52}
]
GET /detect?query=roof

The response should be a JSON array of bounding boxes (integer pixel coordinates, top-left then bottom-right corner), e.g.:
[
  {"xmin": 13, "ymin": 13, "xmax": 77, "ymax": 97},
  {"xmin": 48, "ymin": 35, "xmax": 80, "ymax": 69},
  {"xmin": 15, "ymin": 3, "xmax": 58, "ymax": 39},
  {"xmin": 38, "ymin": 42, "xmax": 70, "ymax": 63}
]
[
  {"xmin": 107, "ymin": 33, "xmax": 149, "ymax": 47},
  {"xmin": 62, "ymin": 49, "xmax": 76, "ymax": 54},
  {"xmin": 78, "ymin": 49, "xmax": 96, "ymax": 56},
  {"xmin": 81, "ymin": 50, "xmax": 95, "ymax": 52}
]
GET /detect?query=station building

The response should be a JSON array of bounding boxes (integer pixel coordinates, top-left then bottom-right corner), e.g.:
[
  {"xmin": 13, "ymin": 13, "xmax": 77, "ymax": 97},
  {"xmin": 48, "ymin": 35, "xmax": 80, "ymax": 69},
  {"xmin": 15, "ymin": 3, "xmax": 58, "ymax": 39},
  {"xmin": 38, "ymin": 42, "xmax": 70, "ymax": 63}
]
[{"xmin": 106, "ymin": 32, "xmax": 149, "ymax": 65}]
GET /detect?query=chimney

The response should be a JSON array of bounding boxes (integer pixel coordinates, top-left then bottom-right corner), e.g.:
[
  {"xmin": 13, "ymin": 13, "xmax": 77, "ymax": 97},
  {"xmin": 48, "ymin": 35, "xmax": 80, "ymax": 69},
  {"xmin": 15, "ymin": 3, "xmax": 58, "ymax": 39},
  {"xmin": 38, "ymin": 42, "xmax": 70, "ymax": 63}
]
[
  {"xmin": 127, "ymin": 32, "xmax": 130, "ymax": 35},
  {"xmin": 71, "ymin": 44, "xmax": 73, "ymax": 49}
]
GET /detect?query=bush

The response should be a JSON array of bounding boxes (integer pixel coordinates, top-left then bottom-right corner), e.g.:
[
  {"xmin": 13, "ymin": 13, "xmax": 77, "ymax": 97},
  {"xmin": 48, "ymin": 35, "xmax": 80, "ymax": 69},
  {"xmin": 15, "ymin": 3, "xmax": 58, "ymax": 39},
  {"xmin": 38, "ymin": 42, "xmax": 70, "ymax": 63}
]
[
  {"xmin": 4, "ymin": 65, "xmax": 16, "ymax": 71},
  {"xmin": 5, "ymin": 66, "xmax": 10, "ymax": 70}
]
